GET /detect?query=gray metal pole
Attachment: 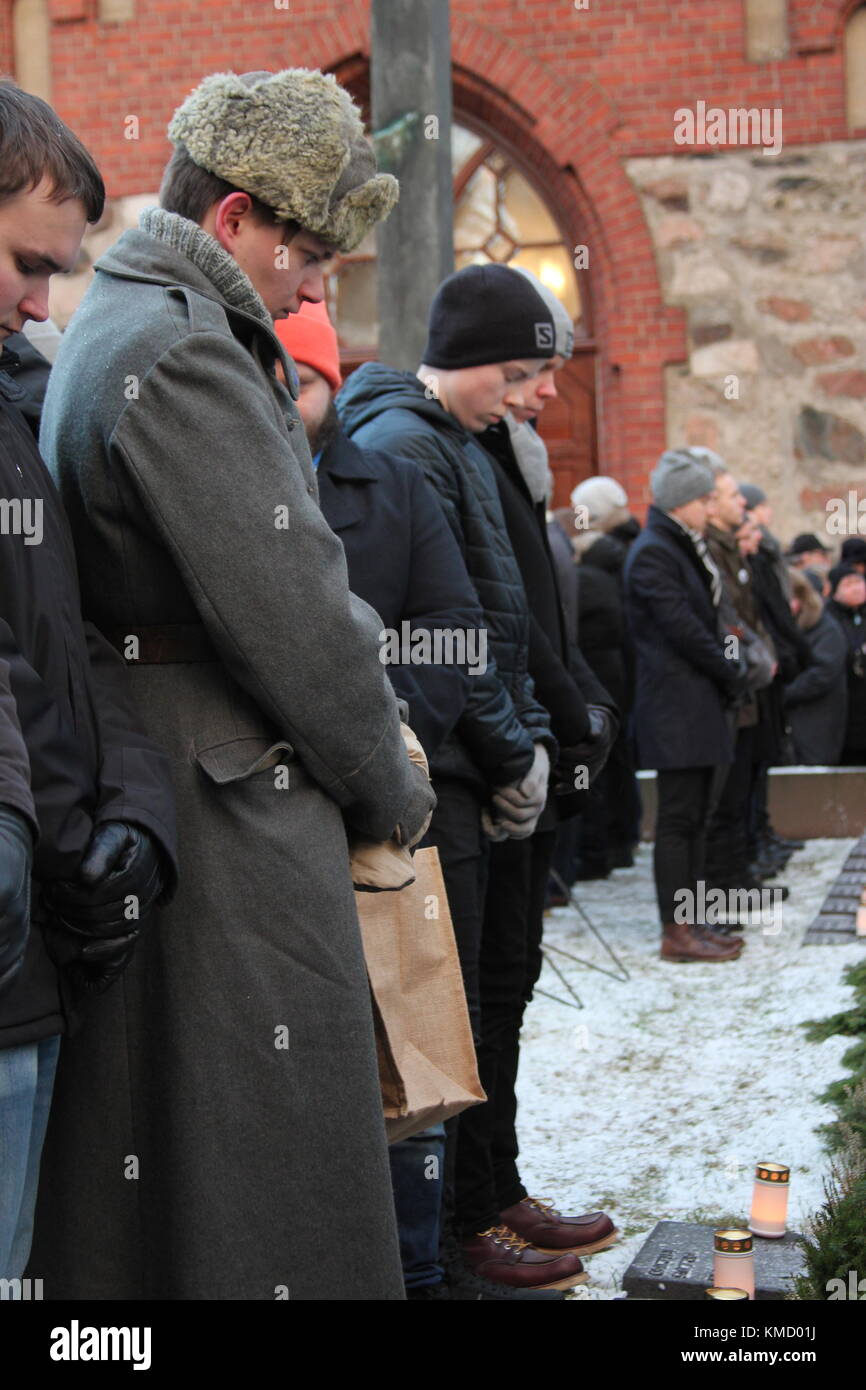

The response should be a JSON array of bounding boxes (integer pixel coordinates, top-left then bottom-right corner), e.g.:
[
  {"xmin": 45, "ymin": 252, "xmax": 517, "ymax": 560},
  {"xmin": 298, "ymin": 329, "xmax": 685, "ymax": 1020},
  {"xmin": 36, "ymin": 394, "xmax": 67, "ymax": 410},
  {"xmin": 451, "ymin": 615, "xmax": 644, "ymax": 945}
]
[{"xmin": 371, "ymin": 0, "xmax": 454, "ymax": 370}]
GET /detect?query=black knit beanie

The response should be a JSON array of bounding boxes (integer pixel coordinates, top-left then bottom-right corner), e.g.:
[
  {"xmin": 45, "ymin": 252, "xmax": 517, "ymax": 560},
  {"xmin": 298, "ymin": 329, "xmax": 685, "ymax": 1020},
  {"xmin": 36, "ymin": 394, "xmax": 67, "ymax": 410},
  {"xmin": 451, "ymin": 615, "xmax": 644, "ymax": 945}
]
[
  {"xmin": 422, "ymin": 264, "xmax": 557, "ymax": 369},
  {"xmin": 828, "ymin": 563, "xmax": 861, "ymax": 595}
]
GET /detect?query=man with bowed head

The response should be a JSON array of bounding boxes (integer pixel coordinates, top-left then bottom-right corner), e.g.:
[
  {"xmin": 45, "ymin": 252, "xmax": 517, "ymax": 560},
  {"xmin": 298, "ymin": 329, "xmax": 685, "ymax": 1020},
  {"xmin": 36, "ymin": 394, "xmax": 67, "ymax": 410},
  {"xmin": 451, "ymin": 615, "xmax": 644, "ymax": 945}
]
[
  {"xmin": 624, "ymin": 449, "xmax": 749, "ymax": 963},
  {"xmin": 339, "ymin": 264, "xmax": 609, "ymax": 1296},
  {"xmin": 35, "ymin": 67, "xmax": 433, "ymax": 1301}
]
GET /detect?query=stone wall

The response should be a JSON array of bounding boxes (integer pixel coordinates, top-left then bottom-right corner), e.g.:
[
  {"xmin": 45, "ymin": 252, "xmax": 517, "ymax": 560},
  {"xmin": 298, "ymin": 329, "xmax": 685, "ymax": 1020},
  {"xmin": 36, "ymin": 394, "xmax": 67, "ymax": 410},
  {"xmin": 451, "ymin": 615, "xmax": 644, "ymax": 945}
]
[{"xmin": 627, "ymin": 142, "xmax": 866, "ymax": 546}]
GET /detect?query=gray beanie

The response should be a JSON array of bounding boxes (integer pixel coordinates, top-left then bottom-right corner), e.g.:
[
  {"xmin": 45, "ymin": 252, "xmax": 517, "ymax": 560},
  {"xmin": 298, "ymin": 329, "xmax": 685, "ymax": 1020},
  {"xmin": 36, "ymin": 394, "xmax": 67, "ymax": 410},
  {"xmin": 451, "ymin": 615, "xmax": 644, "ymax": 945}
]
[
  {"xmin": 511, "ymin": 266, "xmax": 574, "ymax": 359},
  {"xmin": 740, "ymin": 483, "xmax": 767, "ymax": 510},
  {"xmin": 168, "ymin": 69, "xmax": 398, "ymax": 253},
  {"xmin": 651, "ymin": 448, "xmax": 716, "ymax": 512},
  {"xmin": 570, "ymin": 476, "xmax": 629, "ymax": 531}
]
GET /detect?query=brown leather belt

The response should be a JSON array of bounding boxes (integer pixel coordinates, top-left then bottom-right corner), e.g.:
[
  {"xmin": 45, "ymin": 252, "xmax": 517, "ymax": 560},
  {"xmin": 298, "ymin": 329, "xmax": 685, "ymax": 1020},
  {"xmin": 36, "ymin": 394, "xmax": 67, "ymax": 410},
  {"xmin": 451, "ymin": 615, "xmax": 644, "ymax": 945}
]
[{"xmin": 106, "ymin": 623, "xmax": 219, "ymax": 665}]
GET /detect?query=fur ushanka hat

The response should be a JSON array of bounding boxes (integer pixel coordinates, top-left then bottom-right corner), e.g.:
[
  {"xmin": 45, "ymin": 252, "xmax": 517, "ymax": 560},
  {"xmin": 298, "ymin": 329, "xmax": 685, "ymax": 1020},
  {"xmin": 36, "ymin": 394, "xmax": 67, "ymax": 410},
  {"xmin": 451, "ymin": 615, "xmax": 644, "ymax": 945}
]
[{"xmin": 168, "ymin": 69, "xmax": 398, "ymax": 253}]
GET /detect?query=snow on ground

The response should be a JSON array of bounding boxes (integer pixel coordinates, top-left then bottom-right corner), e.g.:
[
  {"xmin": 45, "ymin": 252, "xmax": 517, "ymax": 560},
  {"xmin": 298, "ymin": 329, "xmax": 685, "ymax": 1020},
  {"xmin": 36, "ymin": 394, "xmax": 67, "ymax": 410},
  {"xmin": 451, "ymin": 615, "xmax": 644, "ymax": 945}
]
[{"xmin": 516, "ymin": 837, "xmax": 865, "ymax": 1298}]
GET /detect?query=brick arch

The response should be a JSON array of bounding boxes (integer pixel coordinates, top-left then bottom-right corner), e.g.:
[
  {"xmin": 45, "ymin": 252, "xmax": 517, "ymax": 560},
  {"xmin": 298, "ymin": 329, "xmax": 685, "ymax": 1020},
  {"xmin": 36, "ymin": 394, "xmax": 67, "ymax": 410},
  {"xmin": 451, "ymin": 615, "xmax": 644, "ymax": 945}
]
[
  {"xmin": 330, "ymin": 10, "xmax": 685, "ymax": 498},
  {"xmin": 790, "ymin": 0, "xmax": 866, "ymax": 49}
]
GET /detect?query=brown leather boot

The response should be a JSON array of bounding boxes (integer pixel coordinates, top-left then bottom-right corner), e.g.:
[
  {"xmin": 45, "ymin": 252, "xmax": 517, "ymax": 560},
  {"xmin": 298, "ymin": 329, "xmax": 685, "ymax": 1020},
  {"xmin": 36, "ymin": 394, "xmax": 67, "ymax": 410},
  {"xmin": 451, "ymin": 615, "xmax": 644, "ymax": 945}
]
[
  {"xmin": 461, "ymin": 1226, "xmax": 588, "ymax": 1290},
  {"xmin": 660, "ymin": 922, "xmax": 744, "ymax": 962},
  {"xmin": 500, "ymin": 1197, "xmax": 618, "ymax": 1255}
]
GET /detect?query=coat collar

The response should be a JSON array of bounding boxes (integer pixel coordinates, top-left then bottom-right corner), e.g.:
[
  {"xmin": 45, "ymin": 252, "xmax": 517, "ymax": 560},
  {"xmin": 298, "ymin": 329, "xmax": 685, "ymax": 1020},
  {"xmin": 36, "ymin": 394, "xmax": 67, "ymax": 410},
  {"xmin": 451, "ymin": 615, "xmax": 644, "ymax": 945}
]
[
  {"xmin": 316, "ymin": 426, "xmax": 380, "ymax": 533},
  {"xmin": 94, "ymin": 227, "xmax": 301, "ymax": 399},
  {"xmin": 706, "ymin": 521, "xmax": 738, "ymax": 554},
  {"xmin": 318, "ymin": 426, "xmax": 381, "ymax": 483},
  {"xmin": 646, "ymin": 504, "xmax": 713, "ymax": 592}
]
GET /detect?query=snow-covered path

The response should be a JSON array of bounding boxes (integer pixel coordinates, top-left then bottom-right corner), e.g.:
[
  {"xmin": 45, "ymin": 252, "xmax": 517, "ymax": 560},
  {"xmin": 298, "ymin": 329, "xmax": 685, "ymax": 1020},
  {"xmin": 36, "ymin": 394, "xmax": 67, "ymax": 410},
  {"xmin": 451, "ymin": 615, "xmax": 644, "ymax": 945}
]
[{"xmin": 515, "ymin": 838, "xmax": 864, "ymax": 1298}]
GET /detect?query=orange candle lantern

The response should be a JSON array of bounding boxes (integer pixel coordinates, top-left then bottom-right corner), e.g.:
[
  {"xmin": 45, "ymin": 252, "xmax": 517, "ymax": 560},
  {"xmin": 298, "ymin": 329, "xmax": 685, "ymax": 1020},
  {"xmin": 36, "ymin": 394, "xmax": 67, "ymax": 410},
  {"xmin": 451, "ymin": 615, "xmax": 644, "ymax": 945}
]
[
  {"xmin": 713, "ymin": 1229, "xmax": 755, "ymax": 1299},
  {"xmin": 749, "ymin": 1162, "xmax": 790, "ymax": 1239}
]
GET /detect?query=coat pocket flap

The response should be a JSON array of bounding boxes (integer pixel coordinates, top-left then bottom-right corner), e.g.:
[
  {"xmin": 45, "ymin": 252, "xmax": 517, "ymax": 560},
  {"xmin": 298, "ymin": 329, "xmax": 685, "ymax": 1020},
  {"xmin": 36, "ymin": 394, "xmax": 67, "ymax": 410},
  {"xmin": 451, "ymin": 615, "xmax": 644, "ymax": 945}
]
[{"xmin": 194, "ymin": 736, "xmax": 294, "ymax": 785}]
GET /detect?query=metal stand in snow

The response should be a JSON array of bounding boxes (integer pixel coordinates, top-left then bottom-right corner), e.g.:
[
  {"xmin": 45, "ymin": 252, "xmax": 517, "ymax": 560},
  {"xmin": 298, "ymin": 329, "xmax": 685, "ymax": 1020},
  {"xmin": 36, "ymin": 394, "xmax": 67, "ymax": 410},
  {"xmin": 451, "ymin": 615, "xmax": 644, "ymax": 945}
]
[{"xmin": 535, "ymin": 868, "xmax": 630, "ymax": 1010}]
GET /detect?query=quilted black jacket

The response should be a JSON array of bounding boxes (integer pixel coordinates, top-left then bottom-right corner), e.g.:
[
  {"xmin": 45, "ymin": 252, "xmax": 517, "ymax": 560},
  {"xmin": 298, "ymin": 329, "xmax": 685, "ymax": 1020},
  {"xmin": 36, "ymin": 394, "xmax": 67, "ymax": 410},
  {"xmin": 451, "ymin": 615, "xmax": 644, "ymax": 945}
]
[{"xmin": 337, "ymin": 364, "xmax": 554, "ymax": 789}]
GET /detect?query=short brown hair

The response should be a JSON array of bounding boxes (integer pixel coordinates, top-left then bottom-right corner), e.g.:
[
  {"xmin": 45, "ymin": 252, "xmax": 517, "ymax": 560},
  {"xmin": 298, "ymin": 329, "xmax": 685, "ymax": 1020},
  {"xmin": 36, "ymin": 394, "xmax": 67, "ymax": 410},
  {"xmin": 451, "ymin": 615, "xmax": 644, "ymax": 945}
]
[
  {"xmin": 0, "ymin": 78, "xmax": 104, "ymax": 223},
  {"xmin": 159, "ymin": 144, "xmax": 299, "ymax": 240}
]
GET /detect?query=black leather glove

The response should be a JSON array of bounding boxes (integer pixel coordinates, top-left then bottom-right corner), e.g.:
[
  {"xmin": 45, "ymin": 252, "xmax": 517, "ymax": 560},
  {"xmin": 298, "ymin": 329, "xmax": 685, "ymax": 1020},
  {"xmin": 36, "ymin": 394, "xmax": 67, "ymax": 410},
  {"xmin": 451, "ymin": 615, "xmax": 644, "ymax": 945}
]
[
  {"xmin": 43, "ymin": 821, "xmax": 165, "ymax": 994},
  {"xmin": 553, "ymin": 705, "xmax": 618, "ymax": 794},
  {"xmin": 722, "ymin": 658, "xmax": 751, "ymax": 708},
  {"xmin": 46, "ymin": 821, "xmax": 165, "ymax": 933},
  {"xmin": 0, "ymin": 804, "xmax": 33, "ymax": 994},
  {"xmin": 43, "ymin": 920, "xmax": 139, "ymax": 996}
]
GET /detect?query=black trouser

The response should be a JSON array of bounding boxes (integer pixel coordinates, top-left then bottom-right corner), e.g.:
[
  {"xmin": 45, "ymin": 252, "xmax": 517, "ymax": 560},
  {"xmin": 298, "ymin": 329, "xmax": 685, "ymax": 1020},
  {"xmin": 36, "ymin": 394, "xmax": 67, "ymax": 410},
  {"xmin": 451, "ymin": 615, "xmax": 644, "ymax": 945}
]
[
  {"xmin": 454, "ymin": 829, "xmax": 557, "ymax": 1237},
  {"xmin": 749, "ymin": 761, "xmax": 770, "ymax": 858},
  {"xmin": 551, "ymin": 812, "xmax": 581, "ymax": 889},
  {"xmin": 654, "ymin": 767, "xmax": 718, "ymax": 925},
  {"xmin": 705, "ymin": 725, "xmax": 758, "ymax": 886},
  {"xmin": 422, "ymin": 777, "xmax": 488, "ymax": 1039},
  {"xmin": 606, "ymin": 730, "xmax": 642, "ymax": 852}
]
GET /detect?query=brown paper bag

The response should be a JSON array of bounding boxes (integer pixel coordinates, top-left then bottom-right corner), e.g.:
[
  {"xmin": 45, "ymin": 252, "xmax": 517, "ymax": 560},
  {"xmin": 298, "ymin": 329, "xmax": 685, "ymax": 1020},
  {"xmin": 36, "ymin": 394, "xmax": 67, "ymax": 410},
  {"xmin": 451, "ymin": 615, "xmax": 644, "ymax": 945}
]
[{"xmin": 356, "ymin": 845, "xmax": 486, "ymax": 1142}]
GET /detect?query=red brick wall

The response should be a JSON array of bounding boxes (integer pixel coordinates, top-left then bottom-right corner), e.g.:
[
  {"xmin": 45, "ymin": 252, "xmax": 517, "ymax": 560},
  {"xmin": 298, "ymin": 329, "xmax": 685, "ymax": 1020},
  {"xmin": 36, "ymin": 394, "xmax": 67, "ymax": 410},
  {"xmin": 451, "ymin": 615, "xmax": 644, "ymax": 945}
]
[{"xmin": 12, "ymin": 0, "xmax": 860, "ymax": 501}]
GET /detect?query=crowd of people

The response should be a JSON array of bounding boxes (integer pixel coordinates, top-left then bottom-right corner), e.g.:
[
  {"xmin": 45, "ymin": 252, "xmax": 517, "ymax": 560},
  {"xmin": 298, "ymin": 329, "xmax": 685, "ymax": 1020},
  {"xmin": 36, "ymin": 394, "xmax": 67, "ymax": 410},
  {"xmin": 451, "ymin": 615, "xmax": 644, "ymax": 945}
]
[{"xmin": 0, "ymin": 66, "xmax": 863, "ymax": 1303}]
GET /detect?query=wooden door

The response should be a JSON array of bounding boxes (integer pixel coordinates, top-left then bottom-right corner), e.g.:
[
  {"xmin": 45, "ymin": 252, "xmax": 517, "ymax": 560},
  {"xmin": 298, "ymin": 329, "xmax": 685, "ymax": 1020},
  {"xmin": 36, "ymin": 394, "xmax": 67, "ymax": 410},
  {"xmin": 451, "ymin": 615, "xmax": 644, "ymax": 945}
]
[{"xmin": 538, "ymin": 348, "xmax": 598, "ymax": 508}]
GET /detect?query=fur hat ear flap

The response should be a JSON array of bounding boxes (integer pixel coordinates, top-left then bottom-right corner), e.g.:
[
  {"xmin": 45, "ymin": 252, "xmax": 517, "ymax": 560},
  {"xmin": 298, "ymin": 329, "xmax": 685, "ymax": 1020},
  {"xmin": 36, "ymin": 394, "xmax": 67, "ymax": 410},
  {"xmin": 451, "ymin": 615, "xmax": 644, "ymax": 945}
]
[{"xmin": 327, "ymin": 174, "xmax": 400, "ymax": 252}]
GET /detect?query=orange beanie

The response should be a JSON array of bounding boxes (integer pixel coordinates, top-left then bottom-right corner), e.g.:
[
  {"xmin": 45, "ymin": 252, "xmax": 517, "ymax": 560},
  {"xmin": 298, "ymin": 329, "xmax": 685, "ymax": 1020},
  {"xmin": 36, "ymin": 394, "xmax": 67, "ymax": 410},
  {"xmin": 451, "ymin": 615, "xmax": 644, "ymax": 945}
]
[{"xmin": 274, "ymin": 299, "xmax": 342, "ymax": 392}]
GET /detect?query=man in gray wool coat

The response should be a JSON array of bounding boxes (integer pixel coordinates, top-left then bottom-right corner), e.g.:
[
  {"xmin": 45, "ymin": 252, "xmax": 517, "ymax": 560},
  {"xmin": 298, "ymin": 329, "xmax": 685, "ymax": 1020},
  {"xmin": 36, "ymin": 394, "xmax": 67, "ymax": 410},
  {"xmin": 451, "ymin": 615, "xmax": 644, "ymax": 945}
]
[{"xmin": 32, "ymin": 68, "xmax": 434, "ymax": 1301}]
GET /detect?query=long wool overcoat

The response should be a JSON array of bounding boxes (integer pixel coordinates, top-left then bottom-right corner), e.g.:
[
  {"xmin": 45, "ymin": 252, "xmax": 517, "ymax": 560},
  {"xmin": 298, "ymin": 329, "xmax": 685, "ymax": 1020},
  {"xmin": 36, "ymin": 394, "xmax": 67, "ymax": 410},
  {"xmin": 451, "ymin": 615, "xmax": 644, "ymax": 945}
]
[{"xmin": 31, "ymin": 221, "xmax": 425, "ymax": 1301}]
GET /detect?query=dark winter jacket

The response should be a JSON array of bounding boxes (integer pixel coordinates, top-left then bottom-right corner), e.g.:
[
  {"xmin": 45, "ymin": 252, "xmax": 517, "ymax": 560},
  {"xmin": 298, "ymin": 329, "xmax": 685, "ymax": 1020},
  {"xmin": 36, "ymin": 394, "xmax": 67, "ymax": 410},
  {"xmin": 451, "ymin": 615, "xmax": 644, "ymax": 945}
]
[
  {"xmin": 827, "ymin": 599, "xmax": 866, "ymax": 751},
  {"xmin": 547, "ymin": 518, "xmax": 580, "ymax": 650},
  {"xmin": 572, "ymin": 532, "xmax": 630, "ymax": 714},
  {"xmin": 750, "ymin": 543, "xmax": 809, "ymax": 683},
  {"xmin": 624, "ymin": 506, "xmax": 742, "ymax": 770},
  {"xmin": 480, "ymin": 422, "xmax": 611, "ymax": 734},
  {"xmin": 0, "ymin": 344, "xmax": 177, "ymax": 1050},
  {"xmin": 0, "ymin": 644, "xmax": 36, "ymax": 839},
  {"xmin": 316, "ymin": 423, "xmax": 479, "ymax": 760},
  {"xmin": 3, "ymin": 332, "xmax": 51, "ymax": 441},
  {"xmin": 479, "ymin": 420, "xmax": 615, "ymax": 823},
  {"xmin": 337, "ymin": 363, "xmax": 554, "ymax": 789},
  {"xmin": 707, "ymin": 523, "xmax": 776, "ymax": 731},
  {"xmin": 784, "ymin": 606, "xmax": 847, "ymax": 765}
]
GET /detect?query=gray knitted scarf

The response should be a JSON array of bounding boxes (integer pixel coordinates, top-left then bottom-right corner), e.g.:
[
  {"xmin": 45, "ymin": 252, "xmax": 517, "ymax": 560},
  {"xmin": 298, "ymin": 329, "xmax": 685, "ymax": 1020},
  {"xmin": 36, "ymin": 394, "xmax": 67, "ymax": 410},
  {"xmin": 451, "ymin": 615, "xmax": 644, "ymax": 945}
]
[{"xmin": 138, "ymin": 207, "xmax": 272, "ymax": 329}]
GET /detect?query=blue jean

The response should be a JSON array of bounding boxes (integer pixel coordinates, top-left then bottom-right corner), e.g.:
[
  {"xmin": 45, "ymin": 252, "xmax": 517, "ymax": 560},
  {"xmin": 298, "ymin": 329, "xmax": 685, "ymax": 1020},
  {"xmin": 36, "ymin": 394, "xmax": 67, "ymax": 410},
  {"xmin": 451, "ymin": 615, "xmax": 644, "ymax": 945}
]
[
  {"xmin": 389, "ymin": 1124, "xmax": 446, "ymax": 1289},
  {"xmin": 0, "ymin": 1035, "xmax": 60, "ymax": 1280}
]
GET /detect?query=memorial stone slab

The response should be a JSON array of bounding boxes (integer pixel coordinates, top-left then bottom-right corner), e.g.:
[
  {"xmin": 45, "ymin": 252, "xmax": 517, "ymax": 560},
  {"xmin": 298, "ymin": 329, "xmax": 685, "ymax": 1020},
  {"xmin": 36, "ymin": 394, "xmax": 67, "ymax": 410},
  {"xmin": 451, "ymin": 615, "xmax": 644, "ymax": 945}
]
[
  {"xmin": 834, "ymin": 873, "xmax": 866, "ymax": 890},
  {"xmin": 622, "ymin": 1221, "xmax": 805, "ymax": 1301},
  {"xmin": 810, "ymin": 910, "xmax": 855, "ymax": 927},
  {"xmin": 823, "ymin": 895, "xmax": 863, "ymax": 914},
  {"xmin": 805, "ymin": 929, "xmax": 858, "ymax": 944}
]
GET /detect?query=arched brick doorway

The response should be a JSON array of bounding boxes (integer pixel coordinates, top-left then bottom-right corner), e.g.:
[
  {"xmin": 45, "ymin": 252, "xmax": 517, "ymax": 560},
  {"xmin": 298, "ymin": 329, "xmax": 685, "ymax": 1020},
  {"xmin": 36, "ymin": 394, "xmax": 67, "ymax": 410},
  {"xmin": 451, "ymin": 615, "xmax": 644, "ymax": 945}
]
[{"xmin": 329, "ymin": 56, "xmax": 599, "ymax": 506}]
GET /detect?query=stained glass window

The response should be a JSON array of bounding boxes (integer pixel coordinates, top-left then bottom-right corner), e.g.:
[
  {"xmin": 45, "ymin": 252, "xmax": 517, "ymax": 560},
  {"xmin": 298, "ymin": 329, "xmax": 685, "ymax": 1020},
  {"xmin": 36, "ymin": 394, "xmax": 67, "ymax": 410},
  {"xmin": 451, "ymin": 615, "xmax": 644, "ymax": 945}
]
[{"xmin": 330, "ymin": 122, "xmax": 582, "ymax": 355}]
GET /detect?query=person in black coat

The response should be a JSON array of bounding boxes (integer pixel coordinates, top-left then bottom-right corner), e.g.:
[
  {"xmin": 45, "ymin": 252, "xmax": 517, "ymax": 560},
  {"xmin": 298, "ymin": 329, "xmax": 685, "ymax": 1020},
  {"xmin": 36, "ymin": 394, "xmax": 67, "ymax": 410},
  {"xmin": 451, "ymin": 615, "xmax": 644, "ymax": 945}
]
[
  {"xmin": 0, "ymin": 649, "xmax": 36, "ymax": 997},
  {"xmin": 339, "ymin": 266, "xmax": 598, "ymax": 1295},
  {"xmin": 548, "ymin": 488, "xmax": 642, "ymax": 883},
  {"xmin": 739, "ymin": 488, "xmax": 810, "ymax": 874},
  {"xmin": 826, "ymin": 565, "xmax": 866, "ymax": 764},
  {"xmin": 0, "ymin": 88, "xmax": 177, "ymax": 1283},
  {"xmin": 784, "ymin": 568, "xmax": 847, "ymax": 765},
  {"xmin": 276, "ymin": 300, "xmax": 487, "ymax": 1298},
  {"xmin": 570, "ymin": 476, "xmax": 642, "ymax": 875},
  {"xmin": 624, "ymin": 450, "xmax": 747, "ymax": 963},
  {"xmin": 475, "ymin": 357, "xmax": 619, "ymax": 1270}
]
